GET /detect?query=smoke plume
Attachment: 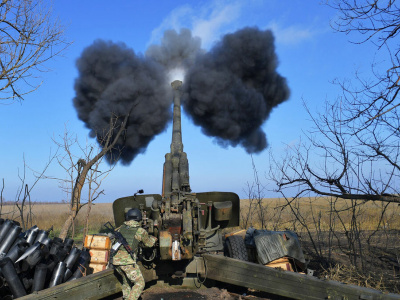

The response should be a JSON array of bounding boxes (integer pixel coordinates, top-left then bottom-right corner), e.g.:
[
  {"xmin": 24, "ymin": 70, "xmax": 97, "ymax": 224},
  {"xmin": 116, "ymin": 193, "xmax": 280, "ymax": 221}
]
[
  {"xmin": 73, "ymin": 27, "xmax": 289, "ymax": 164},
  {"xmin": 183, "ymin": 27, "xmax": 290, "ymax": 153},
  {"xmin": 146, "ymin": 28, "xmax": 202, "ymax": 71},
  {"xmin": 73, "ymin": 30, "xmax": 202, "ymax": 164},
  {"xmin": 73, "ymin": 40, "xmax": 171, "ymax": 164}
]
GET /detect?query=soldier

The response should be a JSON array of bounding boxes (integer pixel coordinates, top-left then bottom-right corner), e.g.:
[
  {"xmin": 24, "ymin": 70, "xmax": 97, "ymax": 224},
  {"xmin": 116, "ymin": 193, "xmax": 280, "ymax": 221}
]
[{"xmin": 113, "ymin": 208, "xmax": 157, "ymax": 300}]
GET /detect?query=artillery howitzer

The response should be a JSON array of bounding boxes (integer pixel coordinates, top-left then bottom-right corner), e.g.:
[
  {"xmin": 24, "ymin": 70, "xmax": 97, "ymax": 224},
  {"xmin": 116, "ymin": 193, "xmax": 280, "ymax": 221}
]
[{"xmin": 112, "ymin": 80, "xmax": 242, "ymax": 279}]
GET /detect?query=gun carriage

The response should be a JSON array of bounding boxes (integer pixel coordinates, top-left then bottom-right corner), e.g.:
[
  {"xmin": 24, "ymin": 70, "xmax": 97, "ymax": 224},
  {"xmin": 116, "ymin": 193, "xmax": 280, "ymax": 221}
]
[{"xmin": 112, "ymin": 80, "xmax": 241, "ymax": 279}]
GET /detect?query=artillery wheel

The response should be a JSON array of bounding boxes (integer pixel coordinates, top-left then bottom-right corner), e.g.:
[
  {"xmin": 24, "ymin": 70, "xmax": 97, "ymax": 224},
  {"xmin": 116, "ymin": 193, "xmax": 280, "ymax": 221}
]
[{"xmin": 224, "ymin": 235, "xmax": 248, "ymax": 261}]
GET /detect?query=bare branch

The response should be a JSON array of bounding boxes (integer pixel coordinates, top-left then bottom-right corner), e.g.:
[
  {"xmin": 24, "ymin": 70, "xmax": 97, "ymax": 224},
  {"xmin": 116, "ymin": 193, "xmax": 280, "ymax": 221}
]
[
  {"xmin": 57, "ymin": 112, "xmax": 129, "ymax": 239},
  {"xmin": 0, "ymin": 0, "xmax": 70, "ymax": 102}
]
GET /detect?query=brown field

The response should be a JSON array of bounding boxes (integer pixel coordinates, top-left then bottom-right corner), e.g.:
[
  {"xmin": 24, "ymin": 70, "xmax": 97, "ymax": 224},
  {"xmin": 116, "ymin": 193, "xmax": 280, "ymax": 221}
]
[
  {"xmin": 238, "ymin": 197, "xmax": 400, "ymax": 293},
  {"xmin": 0, "ymin": 202, "xmax": 114, "ymax": 239},
  {"xmin": 239, "ymin": 197, "xmax": 400, "ymax": 231},
  {"xmin": 1, "ymin": 197, "xmax": 399, "ymax": 235},
  {"xmin": 1, "ymin": 197, "xmax": 399, "ymax": 292}
]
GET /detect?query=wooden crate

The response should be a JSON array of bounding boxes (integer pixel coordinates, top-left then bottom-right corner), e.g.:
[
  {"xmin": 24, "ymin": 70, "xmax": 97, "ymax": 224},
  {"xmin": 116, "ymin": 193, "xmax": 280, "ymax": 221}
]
[
  {"xmin": 84, "ymin": 234, "xmax": 111, "ymax": 250},
  {"xmin": 88, "ymin": 263, "xmax": 108, "ymax": 274},
  {"xmin": 265, "ymin": 257, "xmax": 294, "ymax": 272},
  {"xmin": 89, "ymin": 249, "xmax": 110, "ymax": 264}
]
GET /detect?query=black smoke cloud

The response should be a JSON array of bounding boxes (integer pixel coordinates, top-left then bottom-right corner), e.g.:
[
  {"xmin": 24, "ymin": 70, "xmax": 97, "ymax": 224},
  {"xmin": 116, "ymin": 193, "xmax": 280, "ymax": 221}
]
[
  {"xmin": 183, "ymin": 27, "xmax": 290, "ymax": 153},
  {"xmin": 73, "ymin": 31, "xmax": 202, "ymax": 164},
  {"xmin": 73, "ymin": 40, "xmax": 171, "ymax": 164},
  {"xmin": 73, "ymin": 27, "xmax": 289, "ymax": 164}
]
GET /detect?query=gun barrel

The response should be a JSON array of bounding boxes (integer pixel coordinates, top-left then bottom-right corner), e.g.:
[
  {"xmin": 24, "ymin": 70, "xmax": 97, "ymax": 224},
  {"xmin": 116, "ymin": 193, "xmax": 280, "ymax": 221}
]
[
  {"xmin": 162, "ymin": 80, "xmax": 190, "ymax": 197},
  {"xmin": 171, "ymin": 80, "xmax": 183, "ymax": 154}
]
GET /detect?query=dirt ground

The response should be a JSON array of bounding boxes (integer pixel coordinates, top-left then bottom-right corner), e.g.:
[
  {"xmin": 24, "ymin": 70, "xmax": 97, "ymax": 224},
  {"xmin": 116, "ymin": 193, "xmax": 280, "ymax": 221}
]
[
  {"xmin": 299, "ymin": 230, "xmax": 400, "ymax": 293},
  {"xmin": 142, "ymin": 286, "xmax": 267, "ymax": 300},
  {"xmin": 109, "ymin": 285, "xmax": 284, "ymax": 300}
]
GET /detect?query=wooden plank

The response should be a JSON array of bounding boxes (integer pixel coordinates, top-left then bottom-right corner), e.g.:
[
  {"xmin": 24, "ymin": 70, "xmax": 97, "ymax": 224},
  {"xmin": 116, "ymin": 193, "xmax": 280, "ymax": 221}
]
[
  {"xmin": 18, "ymin": 255, "xmax": 400, "ymax": 300},
  {"xmin": 202, "ymin": 254, "xmax": 400, "ymax": 300},
  {"xmin": 19, "ymin": 269, "xmax": 121, "ymax": 300}
]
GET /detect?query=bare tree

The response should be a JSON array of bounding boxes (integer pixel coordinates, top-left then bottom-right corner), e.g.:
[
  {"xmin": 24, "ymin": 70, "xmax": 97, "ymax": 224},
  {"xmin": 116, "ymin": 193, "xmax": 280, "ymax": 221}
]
[
  {"xmin": 56, "ymin": 113, "xmax": 129, "ymax": 240},
  {"xmin": 270, "ymin": 0, "xmax": 400, "ymax": 204},
  {"xmin": 241, "ymin": 156, "xmax": 269, "ymax": 229},
  {"xmin": 328, "ymin": 0, "xmax": 400, "ymax": 120},
  {"xmin": 265, "ymin": 2, "xmax": 400, "ymax": 289},
  {"xmin": 266, "ymin": 1, "xmax": 400, "ymax": 288},
  {"xmin": 0, "ymin": 0, "xmax": 68, "ymax": 102},
  {"xmin": 269, "ymin": 101, "xmax": 400, "ymax": 204},
  {"xmin": 82, "ymin": 159, "xmax": 107, "ymax": 242},
  {"xmin": 0, "ymin": 153, "xmax": 56, "ymax": 229},
  {"xmin": 267, "ymin": 88, "xmax": 400, "ymax": 288}
]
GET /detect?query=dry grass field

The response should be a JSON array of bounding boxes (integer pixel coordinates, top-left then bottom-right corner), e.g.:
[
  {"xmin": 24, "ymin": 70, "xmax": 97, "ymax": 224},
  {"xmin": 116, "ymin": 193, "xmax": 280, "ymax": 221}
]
[
  {"xmin": 1, "ymin": 196, "xmax": 399, "ymax": 238},
  {"xmin": 240, "ymin": 197, "xmax": 400, "ymax": 293},
  {"xmin": 0, "ymin": 202, "xmax": 114, "ymax": 239},
  {"xmin": 239, "ymin": 197, "xmax": 400, "ymax": 231},
  {"xmin": 1, "ymin": 196, "xmax": 399, "ymax": 292}
]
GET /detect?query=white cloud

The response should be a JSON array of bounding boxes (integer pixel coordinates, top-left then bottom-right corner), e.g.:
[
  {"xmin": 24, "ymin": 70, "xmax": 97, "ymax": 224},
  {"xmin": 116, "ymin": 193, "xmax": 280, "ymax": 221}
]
[
  {"xmin": 267, "ymin": 21, "xmax": 315, "ymax": 45},
  {"xmin": 191, "ymin": 1, "xmax": 242, "ymax": 48},
  {"xmin": 148, "ymin": 5, "xmax": 194, "ymax": 46},
  {"xmin": 149, "ymin": 1, "xmax": 317, "ymax": 49},
  {"xmin": 149, "ymin": 0, "xmax": 245, "ymax": 49}
]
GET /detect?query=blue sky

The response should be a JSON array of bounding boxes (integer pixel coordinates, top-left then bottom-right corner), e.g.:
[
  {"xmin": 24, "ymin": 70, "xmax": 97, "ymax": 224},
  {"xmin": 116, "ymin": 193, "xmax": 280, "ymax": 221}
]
[{"xmin": 0, "ymin": 1, "xmax": 379, "ymax": 203}]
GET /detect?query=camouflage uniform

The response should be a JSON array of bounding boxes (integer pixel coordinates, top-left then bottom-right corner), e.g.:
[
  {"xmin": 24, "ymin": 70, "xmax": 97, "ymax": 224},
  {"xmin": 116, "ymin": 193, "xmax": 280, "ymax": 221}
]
[{"xmin": 113, "ymin": 220, "xmax": 157, "ymax": 300}]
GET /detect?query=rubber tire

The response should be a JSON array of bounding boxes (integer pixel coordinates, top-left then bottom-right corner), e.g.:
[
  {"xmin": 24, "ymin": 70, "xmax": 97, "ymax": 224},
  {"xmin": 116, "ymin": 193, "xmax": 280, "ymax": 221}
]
[{"xmin": 224, "ymin": 235, "xmax": 248, "ymax": 261}]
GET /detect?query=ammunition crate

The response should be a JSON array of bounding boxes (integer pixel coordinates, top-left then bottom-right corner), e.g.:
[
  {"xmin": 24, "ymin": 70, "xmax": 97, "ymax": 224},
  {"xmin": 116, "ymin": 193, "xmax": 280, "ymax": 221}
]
[
  {"xmin": 84, "ymin": 234, "xmax": 111, "ymax": 250},
  {"xmin": 88, "ymin": 263, "xmax": 107, "ymax": 274},
  {"xmin": 265, "ymin": 257, "xmax": 294, "ymax": 272},
  {"xmin": 89, "ymin": 249, "xmax": 110, "ymax": 264}
]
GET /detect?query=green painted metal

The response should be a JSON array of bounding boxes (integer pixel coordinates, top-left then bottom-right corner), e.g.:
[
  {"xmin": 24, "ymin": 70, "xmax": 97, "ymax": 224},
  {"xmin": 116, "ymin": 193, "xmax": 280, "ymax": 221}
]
[
  {"xmin": 196, "ymin": 192, "xmax": 240, "ymax": 228},
  {"xmin": 113, "ymin": 194, "xmax": 162, "ymax": 227}
]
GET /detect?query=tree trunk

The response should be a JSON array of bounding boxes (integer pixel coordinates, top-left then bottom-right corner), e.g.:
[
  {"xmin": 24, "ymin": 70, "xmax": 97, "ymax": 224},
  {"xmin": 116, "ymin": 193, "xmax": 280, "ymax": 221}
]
[
  {"xmin": 58, "ymin": 165, "xmax": 88, "ymax": 240},
  {"xmin": 58, "ymin": 114, "xmax": 129, "ymax": 240},
  {"xmin": 59, "ymin": 213, "xmax": 75, "ymax": 240},
  {"xmin": 82, "ymin": 203, "xmax": 92, "ymax": 242}
]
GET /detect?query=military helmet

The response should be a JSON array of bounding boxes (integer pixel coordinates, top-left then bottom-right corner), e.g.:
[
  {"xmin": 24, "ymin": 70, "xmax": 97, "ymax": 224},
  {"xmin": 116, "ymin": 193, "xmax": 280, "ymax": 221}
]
[{"xmin": 125, "ymin": 208, "xmax": 142, "ymax": 221}]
